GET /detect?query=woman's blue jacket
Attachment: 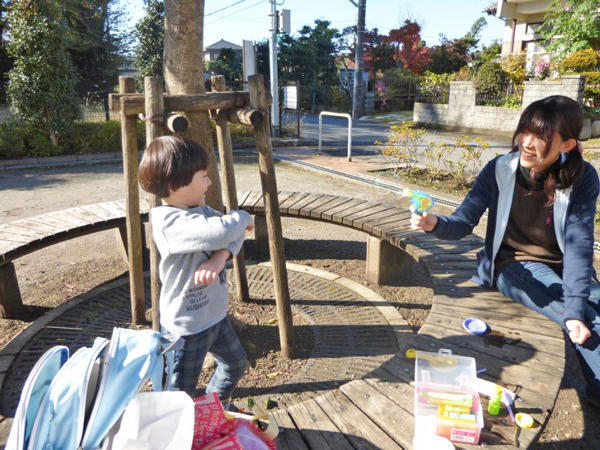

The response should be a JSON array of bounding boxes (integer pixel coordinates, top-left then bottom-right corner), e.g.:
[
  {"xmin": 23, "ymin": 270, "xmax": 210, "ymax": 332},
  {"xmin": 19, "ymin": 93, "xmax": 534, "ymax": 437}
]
[{"xmin": 431, "ymin": 151, "xmax": 599, "ymax": 323}]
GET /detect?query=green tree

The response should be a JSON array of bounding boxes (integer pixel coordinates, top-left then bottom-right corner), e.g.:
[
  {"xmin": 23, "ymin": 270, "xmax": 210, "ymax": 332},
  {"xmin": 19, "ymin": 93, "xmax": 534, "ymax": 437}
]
[
  {"xmin": 64, "ymin": 0, "xmax": 128, "ymax": 102},
  {"xmin": 278, "ymin": 20, "xmax": 340, "ymax": 105},
  {"xmin": 134, "ymin": 0, "xmax": 164, "ymax": 83},
  {"xmin": 471, "ymin": 40, "xmax": 501, "ymax": 72},
  {"xmin": 540, "ymin": 0, "xmax": 600, "ymax": 58},
  {"xmin": 206, "ymin": 47, "xmax": 243, "ymax": 88},
  {"xmin": 7, "ymin": 0, "xmax": 80, "ymax": 147},
  {"xmin": 427, "ymin": 17, "xmax": 487, "ymax": 74},
  {"xmin": 0, "ymin": 1, "xmax": 12, "ymax": 103},
  {"xmin": 254, "ymin": 39, "xmax": 270, "ymax": 81}
]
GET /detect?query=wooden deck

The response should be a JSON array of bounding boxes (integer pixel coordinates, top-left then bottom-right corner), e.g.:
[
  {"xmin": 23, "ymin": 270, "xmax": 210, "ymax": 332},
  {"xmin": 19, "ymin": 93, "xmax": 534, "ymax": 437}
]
[{"xmin": 0, "ymin": 192, "xmax": 566, "ymax": 448}]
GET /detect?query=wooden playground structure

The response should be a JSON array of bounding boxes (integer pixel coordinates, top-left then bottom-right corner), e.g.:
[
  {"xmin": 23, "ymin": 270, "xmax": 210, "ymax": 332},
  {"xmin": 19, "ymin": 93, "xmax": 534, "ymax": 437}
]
[{"xmin": 109, "ymin": 73, "xmax": 296, "ymax": 357}]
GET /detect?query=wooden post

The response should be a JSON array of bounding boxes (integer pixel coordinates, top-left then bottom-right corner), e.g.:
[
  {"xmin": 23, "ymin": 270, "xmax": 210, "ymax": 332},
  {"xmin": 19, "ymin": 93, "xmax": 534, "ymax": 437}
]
[
  {"xmin": 119, "ymin": 76, "xmax": 145, "ymax": 326},
  {"xmin": 145, "ymin": 76, "xmax": 165, "ymax": 331},
  {"xmin": 366, "ymin": 236, "xmax": 413, "ymax": 285},
  {"xmin": 248, "ymin": 74, "xmax": 294, "ymax": 358},
  {"xmin": 253, "ymin": 215, "xmax": 269, "ymax": 258},
  {"xmin": 212, "ymin": 75, "xmax": 250, "ymax": 303},
  {"xmin": 0, "ymin": 262, "xmax": 24, "ymax": 319}
]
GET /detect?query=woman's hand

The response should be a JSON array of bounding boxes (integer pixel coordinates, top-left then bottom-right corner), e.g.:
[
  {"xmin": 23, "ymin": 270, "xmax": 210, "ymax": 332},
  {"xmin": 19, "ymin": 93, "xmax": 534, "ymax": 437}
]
[
  {"xmin": 410, "ymin": 211, "xmax": 438, "ymax": 232},
  {"xmin": 565, "ymin": 319, "xmax": 591, "ymax": 345}
]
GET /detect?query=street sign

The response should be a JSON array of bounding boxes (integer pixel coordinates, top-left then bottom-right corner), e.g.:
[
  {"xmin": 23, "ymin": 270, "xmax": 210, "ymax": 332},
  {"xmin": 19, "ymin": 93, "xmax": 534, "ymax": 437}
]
[
  {"xmin": 242, "ymin": 40, "xmax": 256, "ymax": 81},
  {"xmin": 283, "ymin": 85, "xmax": 297, "ymax": 110}
]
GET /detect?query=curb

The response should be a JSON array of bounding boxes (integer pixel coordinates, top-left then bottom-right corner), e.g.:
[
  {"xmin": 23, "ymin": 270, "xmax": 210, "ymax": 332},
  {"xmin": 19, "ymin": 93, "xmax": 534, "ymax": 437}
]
[
  {"xmin": 0, "ymin": 138, "xmax": 312, "ymax": 171},
  {"xmin": 0, "ymin": 274, "xmax": 131, "ymax": 398}
]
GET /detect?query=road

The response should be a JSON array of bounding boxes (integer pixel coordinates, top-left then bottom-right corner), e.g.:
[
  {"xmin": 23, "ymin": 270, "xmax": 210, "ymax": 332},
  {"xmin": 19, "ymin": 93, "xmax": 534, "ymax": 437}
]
[{"xmin": 284, "ymin": 112, "xmax": 514, "ymax": 166}]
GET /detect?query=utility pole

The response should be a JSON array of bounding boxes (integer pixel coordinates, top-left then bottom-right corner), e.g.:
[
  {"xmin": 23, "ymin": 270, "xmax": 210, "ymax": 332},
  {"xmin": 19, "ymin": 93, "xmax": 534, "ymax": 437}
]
[
  {"xmin": 350, "ymin": 0, "xmax": 366, "ymax": 120},
  {"xmin": 269, "ymin": 0, "xmax": 280, "ymax": 136}
]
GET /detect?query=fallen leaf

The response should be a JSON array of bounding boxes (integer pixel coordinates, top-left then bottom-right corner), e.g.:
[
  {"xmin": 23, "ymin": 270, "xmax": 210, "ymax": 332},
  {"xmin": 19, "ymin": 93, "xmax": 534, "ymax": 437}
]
[
  {"xmin": 267, "ymin": 317, "xmax": 277, "ymax": 324},
  {"xmin": 266, "ymin": 371, "xmax": 279, "ymax": 379}
]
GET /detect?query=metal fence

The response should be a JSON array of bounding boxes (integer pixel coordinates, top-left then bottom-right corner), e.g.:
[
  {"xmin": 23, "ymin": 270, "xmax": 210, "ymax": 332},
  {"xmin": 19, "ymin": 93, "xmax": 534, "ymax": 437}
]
[
  {"xmin": 377, "ymin": 78, "xmax": 420, "ymax": 110},
  {"xmin": 475, "ymin": 82, "xmax": 523, "ymax": 108}
]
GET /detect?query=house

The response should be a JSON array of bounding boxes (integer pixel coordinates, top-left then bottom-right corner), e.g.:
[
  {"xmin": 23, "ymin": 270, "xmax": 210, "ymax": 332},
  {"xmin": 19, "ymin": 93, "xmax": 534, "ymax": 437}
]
[
  {"xmin": 204, "ymin": 39, "xmax": 243, "ymax": 62},
  {"xmin": 491, "ymin": 0, "xmax": 552, "ymax": 68}
]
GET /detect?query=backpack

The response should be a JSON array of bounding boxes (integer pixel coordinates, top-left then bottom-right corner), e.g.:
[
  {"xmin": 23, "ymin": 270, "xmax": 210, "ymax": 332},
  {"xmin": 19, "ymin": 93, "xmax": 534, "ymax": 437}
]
[
  {"xmin": 5, "ymin": 346, "xmax": 69, "ymax": 450},
  {"xmin": 6, "ymin": 327, "xmax": 165, "ymax": 450}
]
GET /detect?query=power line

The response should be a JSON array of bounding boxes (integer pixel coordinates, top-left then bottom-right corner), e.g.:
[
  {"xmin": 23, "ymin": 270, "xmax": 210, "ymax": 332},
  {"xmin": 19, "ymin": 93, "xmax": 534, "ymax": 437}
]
[
  {"xmin": 206, "ymin": 0, "xmax": 268, "ymax": 25},
  {"xmin": 206, "ymin": 0, "xmax": 247, "ymax": 17}
]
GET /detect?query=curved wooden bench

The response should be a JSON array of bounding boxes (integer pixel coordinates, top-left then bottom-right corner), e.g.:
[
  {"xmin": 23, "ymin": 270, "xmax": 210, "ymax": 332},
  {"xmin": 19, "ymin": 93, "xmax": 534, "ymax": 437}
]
[
  {"xmin": 0, "ymin": 191, "xmax": 565, "ymax": 447},
  {"xmin": 0, "ymin": 201, "xmax": 149, "ymax": 318}
]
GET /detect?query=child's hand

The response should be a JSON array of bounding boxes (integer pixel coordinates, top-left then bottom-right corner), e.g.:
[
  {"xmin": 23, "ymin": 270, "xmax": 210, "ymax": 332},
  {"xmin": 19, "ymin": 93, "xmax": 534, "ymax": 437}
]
[
  {"xmin": 194, "ymin": 263, "xmax": 220, "ymax": 285},
  {"xmin": 194, "ymin": 249, "xmax": 230, "ymax": 285},
  {"xmin": 245, "ymin": 217, "xmax": 254, "ymax": 231},
  {"xmin": 566, "ymin": 319, "xmax": 591, "ymax": 345}
]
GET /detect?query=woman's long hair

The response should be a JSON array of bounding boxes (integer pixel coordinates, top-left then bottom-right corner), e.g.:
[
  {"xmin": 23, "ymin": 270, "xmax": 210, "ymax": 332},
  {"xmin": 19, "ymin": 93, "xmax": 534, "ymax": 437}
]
[{"xmin": 512, "ymin": 95, "xmax": 584, "ymax": 205}]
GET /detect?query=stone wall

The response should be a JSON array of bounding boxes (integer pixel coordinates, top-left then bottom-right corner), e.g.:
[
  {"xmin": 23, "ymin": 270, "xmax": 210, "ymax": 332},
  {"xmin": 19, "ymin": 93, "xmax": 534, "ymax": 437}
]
[{"xmin": 414, "ymin": 75, "xmax": 586, "ymax": 136}]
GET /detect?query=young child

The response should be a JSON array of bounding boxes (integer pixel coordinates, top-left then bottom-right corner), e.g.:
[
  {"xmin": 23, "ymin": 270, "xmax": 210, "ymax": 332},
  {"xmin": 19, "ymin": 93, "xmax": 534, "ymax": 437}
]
[
  {"xmin": 138, "ymin": 135, "xmax": 253, "ymax": 401},
  {"xmin": 411, "ymin": 95, "xmax": 600, "ymax": 404}
]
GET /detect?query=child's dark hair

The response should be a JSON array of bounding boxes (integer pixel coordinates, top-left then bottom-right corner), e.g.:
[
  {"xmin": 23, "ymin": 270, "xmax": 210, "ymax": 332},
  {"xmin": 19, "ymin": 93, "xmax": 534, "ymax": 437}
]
[
  {"xmin": 512, "ymin": 95, "xmax": 584, "ymax": 204},
  {"xmin": 139, "ymin": 136, "xmax": 208, "ymax": 198}
]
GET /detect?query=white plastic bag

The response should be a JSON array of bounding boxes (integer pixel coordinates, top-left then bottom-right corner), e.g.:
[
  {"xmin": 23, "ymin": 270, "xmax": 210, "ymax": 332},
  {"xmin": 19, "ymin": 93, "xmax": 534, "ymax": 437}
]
[{"xmin": 106, "ymin": 391, "xmax": 194, "ymax": 450}]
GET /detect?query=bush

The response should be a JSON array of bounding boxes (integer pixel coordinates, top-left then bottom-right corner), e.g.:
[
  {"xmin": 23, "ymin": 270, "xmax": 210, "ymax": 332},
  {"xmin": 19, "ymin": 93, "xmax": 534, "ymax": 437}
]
[
  {"xmin": 326, "ymin": 85, "xmax": 351, "ymax": 112},
  {"xmin": 585, "ymin": 71, "xmax": 600, "ymax": 85},
  {"xmin": 560, "ymin": 49, "xmax": 600, "ymax": 73},
  {"xmin": 453, "ymin": 67, "xmax": 471, "ymax": 81},
  {"xmin": 378, "ymin": 123, "xmax": 487, "ymax": 191},
  {"xmin": 474, "ymin": 62, "xmax": 508, "ymax": 99},
  {"xmin": 0, "ymin": 117, "xmax": 259, "ymax": 160},
  {"xmin": 0, "ymin": 118, "xmax": 144, "ymax": 159},
  {"xmin": 500, "ymin": 54, "xmax": 527, "ymax": 84},
  {"xmin": 418, "ymin": 71, "xmax": 453, "ymax": 103}
]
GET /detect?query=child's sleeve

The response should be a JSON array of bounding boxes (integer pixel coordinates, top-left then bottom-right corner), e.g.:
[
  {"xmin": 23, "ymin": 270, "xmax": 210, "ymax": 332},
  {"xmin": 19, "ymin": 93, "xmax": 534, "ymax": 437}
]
[
  {"xmin": 158, "ymin": 208, "xmax": 252, "ymax": 255},
  {"xmin": 204, "ymin": 206, "xmax": 250, "ymax": 257}
]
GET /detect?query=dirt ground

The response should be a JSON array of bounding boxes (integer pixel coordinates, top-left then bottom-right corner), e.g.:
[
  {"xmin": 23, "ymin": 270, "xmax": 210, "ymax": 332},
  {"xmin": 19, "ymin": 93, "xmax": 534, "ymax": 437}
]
[{"xmin": 1, "ymin": 159, "xmax": 599, "ymax": 447}]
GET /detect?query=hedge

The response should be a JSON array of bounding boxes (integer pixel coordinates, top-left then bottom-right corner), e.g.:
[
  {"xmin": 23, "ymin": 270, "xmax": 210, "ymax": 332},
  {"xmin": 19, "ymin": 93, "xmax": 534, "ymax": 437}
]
[{"xmin": 0, "ymin": 119, "xmax": 256, "ymax": 160}]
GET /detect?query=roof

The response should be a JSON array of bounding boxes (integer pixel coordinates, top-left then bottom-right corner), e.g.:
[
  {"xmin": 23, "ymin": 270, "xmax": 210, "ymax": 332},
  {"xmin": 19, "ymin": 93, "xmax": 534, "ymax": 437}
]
[
  {"xmin": 205, "ymin": 39, "xmax": 242, "ymax": 51},
  {"xmin": 484, "ymin": 1, "xmax": 497, "ymax": 16}
]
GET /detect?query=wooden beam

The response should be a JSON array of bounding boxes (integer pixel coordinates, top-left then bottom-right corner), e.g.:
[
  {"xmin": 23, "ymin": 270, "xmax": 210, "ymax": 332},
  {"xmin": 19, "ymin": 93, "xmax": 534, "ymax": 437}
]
[
  {"xmin": 222, "ymin": 107, "xmax": 264, "ymax": 127},
  {"xmin": 144, "ymin": 76, "xmax": 165, "ymax": 332},
  {"xmin": 166, "ymin": 114, "xmax": 189, "ymax": 134},
  {"xmin": 110, "ymin": 92, "xmax": 250, "ymax": 115},
  {"xmin": 119, "ymin": 76, "xmax": 146, "ymax": 326},
  {"xmin": 212, "ymin": 75, "xmax": 250, "ymax": 303},
  {"xmin": 248, "ymin": 74, "xmax": 294, "ymax": 359}
]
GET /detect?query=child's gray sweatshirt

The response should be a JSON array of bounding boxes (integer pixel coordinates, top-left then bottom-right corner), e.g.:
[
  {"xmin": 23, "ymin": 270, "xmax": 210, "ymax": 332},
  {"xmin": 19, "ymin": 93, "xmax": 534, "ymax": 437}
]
[{"xmin": 150, "ymin": 205, "xmax": 252, "ymax": 337}]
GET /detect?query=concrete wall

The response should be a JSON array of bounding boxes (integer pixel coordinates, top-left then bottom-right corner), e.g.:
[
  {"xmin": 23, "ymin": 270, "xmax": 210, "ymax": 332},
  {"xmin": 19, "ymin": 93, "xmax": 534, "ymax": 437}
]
[{"xmin": 414, "ymin": 75, "xmax": 586, "ymax": 136}]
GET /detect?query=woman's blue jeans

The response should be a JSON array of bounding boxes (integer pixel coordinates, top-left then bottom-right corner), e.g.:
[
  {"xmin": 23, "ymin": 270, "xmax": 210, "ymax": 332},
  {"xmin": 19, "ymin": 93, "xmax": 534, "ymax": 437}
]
[{"xmin": 496, "ymin": 261, "xmax": 600, "ymax": 400}]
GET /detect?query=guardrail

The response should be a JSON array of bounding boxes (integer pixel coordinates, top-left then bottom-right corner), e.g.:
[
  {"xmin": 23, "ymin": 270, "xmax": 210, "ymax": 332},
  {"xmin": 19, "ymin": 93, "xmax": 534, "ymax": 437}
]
[{"xmin": 317, "ymin": 111, "xmax": 353, "ymax": 161}]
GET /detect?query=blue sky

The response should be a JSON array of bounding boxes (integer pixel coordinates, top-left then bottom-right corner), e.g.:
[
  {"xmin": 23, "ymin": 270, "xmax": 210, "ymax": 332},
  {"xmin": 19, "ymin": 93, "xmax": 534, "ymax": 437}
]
[{"xmin": 124, "ymin": 0, "xmax": 505, "ymax": 49}]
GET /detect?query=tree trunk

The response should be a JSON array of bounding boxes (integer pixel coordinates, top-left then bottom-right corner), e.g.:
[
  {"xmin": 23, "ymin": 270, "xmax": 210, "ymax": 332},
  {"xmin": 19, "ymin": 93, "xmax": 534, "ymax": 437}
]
[
  {"xmin": 49, "ymin": 131, "xmax": 58, "ymax": 147},
  {"xmin": 163, "ymin": 0, "xmax": 223, "ymax": 211}
]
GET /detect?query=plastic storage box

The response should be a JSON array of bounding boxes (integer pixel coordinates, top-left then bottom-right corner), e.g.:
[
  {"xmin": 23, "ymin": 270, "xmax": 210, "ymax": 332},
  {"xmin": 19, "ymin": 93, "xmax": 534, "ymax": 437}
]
[{"xmin": 414, "ymin": 349, "xmax": 483, "ymax": 445}]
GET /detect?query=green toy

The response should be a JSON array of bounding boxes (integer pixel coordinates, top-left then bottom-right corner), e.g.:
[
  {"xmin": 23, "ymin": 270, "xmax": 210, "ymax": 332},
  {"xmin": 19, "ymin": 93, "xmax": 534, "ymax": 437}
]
[{"xmin": 487, "ymin": 386, "xmax": 502, "ymax": 416}]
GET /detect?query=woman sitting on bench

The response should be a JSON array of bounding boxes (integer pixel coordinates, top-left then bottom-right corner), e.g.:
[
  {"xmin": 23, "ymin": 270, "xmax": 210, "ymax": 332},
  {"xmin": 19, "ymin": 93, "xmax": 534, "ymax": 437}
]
[{"xmin": 412, "ymin": 95, "xmax": 600, "ymax": 405}]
